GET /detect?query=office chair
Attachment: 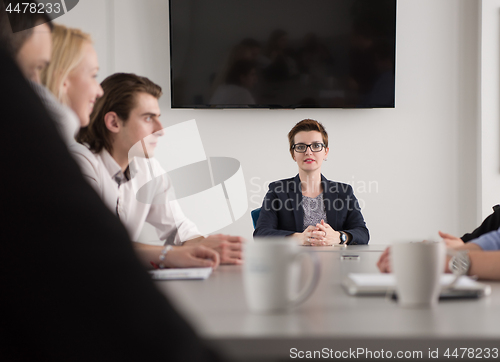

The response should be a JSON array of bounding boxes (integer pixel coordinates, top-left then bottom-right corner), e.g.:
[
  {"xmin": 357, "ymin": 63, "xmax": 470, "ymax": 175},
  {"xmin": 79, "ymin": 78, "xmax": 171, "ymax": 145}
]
[{"xmin": 251, "ymin": 208, "xmax": 261, "ymax": 229}]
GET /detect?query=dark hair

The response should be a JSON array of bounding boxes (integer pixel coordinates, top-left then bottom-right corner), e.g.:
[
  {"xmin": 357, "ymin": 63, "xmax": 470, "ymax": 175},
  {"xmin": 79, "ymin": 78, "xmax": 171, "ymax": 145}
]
[
  {"xmin": 77, "ymin": 73, "xmax": 162, "ymax": 154},
  {"xmin": 0, "ymin": 0, "xmax": 53, "ymax": 56},
  {"xmin": 288, "ymin": 119, "xmax": 329, "ymax": 157}
]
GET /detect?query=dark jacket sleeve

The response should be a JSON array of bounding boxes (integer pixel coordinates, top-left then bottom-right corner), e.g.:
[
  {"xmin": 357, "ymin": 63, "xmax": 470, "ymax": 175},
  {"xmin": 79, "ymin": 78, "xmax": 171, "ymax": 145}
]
[
  {"xmin": 461, "ymin": 205, "xmax": 500, "ymax": 242},
  {"xmin": 0, "ymin": 48, "xmax": 222, "ymax": 362},
  {"xmin": 253, "ymin": 186, "xmax": 297, "ymax": 237},
  {"xmin": 341, "ymin": 185, "xmax": 370, "ymax": 245}
]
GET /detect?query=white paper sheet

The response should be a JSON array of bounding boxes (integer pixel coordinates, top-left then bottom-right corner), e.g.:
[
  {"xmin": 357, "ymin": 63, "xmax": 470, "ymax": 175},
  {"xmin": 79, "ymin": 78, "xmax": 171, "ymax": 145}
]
[{"xmin": 149, "ymin": 267, "xmax": 212, "ymax": 280}]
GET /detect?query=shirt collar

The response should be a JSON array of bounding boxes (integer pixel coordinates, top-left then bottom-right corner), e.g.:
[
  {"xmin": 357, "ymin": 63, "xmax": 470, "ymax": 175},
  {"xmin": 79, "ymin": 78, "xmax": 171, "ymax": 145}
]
[
  {"xmin": 101, "ymin": 149, "xmax": 122, "ymax": 177},
  {"xmin": 100, "ymin": 149, "xmax": 132, "ymax": 185}
]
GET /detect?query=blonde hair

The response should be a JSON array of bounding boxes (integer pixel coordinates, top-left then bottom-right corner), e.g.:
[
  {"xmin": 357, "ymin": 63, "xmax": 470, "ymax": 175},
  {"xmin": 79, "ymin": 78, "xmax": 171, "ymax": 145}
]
[{"xmin": 41, "ymin": 24, "xmax": 92, "ymax": 104}]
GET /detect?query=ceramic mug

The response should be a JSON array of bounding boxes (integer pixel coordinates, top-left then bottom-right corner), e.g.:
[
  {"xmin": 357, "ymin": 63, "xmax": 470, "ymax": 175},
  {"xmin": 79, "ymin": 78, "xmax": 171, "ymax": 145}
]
[
  {"xmin": 243, "ymin": 238, "xmax": 320, "ymax": 313},
  {"xmin": 392, "ymin": 241, "xmax": 446, "ymax": 308}
]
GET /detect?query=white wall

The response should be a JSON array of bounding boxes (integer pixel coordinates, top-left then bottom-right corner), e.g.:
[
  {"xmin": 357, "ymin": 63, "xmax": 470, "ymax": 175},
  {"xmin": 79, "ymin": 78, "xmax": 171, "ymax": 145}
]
[
  {"xmin": 58, "ymin": 0, "xmax": 482, "ymax": 243},
  {"xmin": 480, "ymin": 0, "xmax": 500, "ymax": 220}
]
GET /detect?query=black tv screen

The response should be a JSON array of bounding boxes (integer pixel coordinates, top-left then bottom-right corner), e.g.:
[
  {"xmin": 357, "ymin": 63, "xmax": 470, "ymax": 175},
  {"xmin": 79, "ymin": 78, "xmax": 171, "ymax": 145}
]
[{"xmin": 169, "ymin": 0, "xmax": 396, "ymax": 109}]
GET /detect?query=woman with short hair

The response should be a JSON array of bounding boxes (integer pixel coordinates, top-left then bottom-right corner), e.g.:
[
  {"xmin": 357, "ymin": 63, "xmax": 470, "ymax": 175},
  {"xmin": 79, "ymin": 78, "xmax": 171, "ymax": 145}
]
[{"xmin": 254, "ymin": 119, "xmax": 369, "ymax": 245}]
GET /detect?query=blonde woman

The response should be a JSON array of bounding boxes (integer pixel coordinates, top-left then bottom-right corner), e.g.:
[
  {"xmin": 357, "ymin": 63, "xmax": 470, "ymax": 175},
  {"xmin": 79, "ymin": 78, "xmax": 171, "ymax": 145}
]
[{"xmin": 41, "ymin": 24, "xmax": 103, "ymax": 127}]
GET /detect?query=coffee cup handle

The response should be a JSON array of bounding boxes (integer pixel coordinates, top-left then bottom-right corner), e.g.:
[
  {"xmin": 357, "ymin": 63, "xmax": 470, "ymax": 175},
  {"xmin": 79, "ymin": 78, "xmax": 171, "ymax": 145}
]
[{"xmin": 289, "ymin": 252, "xmax": 321, "ymax": 306}]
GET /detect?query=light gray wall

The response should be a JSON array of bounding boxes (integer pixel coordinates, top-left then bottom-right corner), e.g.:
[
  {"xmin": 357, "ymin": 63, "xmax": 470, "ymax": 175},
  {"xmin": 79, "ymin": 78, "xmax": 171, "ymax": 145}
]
[
  {"xmin": 58, "ymin": 0, "xmax": 483, "ymax": 243},
  {"xmin": 480, "ymin": 0, "xmax": 500, "ymax": 219}
]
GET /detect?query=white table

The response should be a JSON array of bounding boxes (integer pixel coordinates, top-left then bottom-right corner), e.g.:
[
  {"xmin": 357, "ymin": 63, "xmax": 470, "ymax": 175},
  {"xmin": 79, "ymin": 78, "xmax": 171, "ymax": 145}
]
[{"xmin": 156, "ymin": 246, "xmax": 500, "ymax": 361}]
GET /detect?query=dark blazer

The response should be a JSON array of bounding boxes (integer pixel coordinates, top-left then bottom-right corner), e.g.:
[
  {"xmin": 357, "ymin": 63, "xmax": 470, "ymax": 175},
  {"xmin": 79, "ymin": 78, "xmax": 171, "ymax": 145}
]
[
  {"xmin": 462, "ymin": 205, "xmax": 500, "ymax": 242},
  {"xmin": 254, "ymin": 174, "xmax": 369, "ymax": 245}
]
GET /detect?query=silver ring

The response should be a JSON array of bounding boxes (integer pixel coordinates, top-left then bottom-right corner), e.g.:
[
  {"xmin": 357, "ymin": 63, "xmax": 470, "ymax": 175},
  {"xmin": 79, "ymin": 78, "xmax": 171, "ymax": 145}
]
[
  {"xmin": 324, "ymin": 231, "xmax": 327, "ymax": 237},
  {"xmin": 306, "ymin": 237, "xmax": 310, "ymax": 242}
]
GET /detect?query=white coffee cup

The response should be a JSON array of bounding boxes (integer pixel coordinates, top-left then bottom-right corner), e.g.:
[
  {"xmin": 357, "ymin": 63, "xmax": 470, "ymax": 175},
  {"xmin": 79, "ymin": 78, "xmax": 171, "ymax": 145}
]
[
  {"xmin": 392, "ymin": 241, "xmax": 446, "ymax": 308},
  {"xmin": 244, "ymin": 238, "xmax": 320, "ymax": 313}
]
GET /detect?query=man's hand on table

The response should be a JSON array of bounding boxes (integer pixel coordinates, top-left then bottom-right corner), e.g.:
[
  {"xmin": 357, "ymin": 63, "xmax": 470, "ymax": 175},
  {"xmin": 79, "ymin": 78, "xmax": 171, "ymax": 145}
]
[
  {"xmin": 376, "ymin": 246, "xmax": 392, "ymax": 273},
  {"xmin": 185, "ymin": 234, "xmax": 244, "ymax": 265},
  {"xmin": 166, "ymin": 245, "xmax": 220, "ymax": 269},
  {"xmin": 439, "ymin": 231, "xmax": 465, "ymax": 248}
]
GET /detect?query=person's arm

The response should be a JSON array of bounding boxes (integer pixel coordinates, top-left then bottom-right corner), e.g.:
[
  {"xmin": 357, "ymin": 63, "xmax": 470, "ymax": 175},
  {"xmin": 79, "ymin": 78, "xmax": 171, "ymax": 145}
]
[
  {"xmin": 378, "ymin": 242, "xmax": 500, "ymax": 281},
  {"xmin": 183, "ymin": 234, "xmax": 244, "ymax": 265},
  {"xmin": 146, "ymin": 170, "xmax": 243, "ymax": 264},
  {"xmin": 144, "ymin": 171, "xmax": 204, "ymax": 245},
  {"xmin": 377, "ymin": 246, "xmax": 391, "ymax": 273},
  {"xmin": 456, "ymin": 243, "xmax": 482, "ymax": 251},
  {"xmin": 439, "ymin": 231, "xmax": 465, "ymax": 248},
  {"xmin": 339, "ymin": 185, "xmax": 369, "ymax": 245},
  {"xmin": 134, "ymin": 243, "xmax": 219, "ymax": 269},
  {"xmin": 467, "ymin": 251, "xmax": 500, "ymax": 280},
  {"xmin": 444, "ymin": 250, "xmax": 500, "ymax": 280},
  {"xmin": 465, "ymin": 228, "xmax": 500, "ymax": 251},
  {"xmin": 253, "ymin": 187, "xmax": 297, "ymax": 237}
]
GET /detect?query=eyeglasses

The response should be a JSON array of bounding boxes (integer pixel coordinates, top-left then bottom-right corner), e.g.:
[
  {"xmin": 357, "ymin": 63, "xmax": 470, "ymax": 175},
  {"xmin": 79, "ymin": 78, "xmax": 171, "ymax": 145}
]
[{"xmin": 292, "ymin": 143, "xmax": 325, "ymax": 153}]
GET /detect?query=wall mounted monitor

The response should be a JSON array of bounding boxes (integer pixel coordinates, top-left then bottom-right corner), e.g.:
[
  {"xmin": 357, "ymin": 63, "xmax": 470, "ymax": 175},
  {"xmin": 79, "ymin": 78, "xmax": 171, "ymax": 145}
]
[{"xmin": 169, "ymin": 0, "xmax": 397, "ymax": 109}]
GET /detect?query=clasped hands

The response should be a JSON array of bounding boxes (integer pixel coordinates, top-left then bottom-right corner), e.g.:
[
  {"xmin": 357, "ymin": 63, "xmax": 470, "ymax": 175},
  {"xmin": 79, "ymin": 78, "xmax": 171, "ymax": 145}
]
[{"xmin": 298, "ymin": 220, "xmax": 341, "ymax": 246}]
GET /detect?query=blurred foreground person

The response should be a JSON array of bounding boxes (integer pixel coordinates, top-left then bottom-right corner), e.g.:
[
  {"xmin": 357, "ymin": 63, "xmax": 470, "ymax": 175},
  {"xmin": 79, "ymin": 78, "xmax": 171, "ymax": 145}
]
[
  {"xmin": 0, "ymin": 0, "xmax": 52, "ymax": 83},
  {"xmin": 0, "ymin": 2, "xmax": 81, "ymax": 144},
  {"xmin": 0, "ymin": 44, "xmax": 223, "ymax": 361}
]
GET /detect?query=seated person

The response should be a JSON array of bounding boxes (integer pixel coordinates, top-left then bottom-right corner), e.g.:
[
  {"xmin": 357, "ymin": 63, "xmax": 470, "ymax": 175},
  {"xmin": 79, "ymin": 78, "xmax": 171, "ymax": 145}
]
[
  {"xmin": 377, "ymin": 228, "xmax": 500, "ymax": 280},
  {"xmin": 40, "ymin": 24, "xmax": 102, "ymax": 143},
  {"xmin": 74, "ymin": 72, "xmax": 242, "ymax": 264},
  {"xmin": 0, "ymin": 3, "xmax": 80, "ymax": 145},
  {"xmin": 254, "ymin": 119, "xmax": 369, "ymax": 245},
  {"xmin": 440, "ymin": 204, "xmax": 500, "ymax": 248},
  {"xmin": 0, "ymin": 6, "xmax": 52, "ymax": 83},
  {"xmin": 38, "ymin": 24, "xmax": 219, "ymax": 268}
]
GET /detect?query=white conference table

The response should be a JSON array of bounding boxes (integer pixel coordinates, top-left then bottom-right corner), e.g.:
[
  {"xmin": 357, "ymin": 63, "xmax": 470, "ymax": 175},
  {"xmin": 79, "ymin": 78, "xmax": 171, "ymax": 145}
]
[{"xmin": 155, "ymin": 245, "xmax": 500, "ymax": 361}]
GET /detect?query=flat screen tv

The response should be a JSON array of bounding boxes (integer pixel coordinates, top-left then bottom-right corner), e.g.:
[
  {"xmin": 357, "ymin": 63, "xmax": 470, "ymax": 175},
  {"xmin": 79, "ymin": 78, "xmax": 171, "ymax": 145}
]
[{"xmin": 169, "ymin": 0, "xmax": 396, "ymax": 109}]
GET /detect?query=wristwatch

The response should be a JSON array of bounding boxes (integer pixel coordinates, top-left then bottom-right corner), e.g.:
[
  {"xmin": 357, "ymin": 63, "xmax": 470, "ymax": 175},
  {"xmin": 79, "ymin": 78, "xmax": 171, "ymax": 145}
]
[
  {"xmin": 339, "ymin": 231, "xmax": 348, "ymax": 245},
  {"xmin": 448, "ymin": 250, "xmax": 471, "ymax": 276}
]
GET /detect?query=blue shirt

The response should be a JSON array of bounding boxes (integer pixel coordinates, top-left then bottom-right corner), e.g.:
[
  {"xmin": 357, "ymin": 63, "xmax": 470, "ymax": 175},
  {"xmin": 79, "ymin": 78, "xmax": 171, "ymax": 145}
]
[{"xmin": 471, "ymin": 227, "xmax": 500, "ymax": 250}]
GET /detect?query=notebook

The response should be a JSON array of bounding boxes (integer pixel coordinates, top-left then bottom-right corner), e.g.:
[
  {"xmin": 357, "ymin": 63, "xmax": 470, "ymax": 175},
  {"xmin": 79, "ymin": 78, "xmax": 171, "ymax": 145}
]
[
  {"xmin": 342, "ymin": 273, "xmax": 491, "ymax": 299},
  {"xmin": 149, "ymin": 267, "xmax": 213, "ymax": 280}
]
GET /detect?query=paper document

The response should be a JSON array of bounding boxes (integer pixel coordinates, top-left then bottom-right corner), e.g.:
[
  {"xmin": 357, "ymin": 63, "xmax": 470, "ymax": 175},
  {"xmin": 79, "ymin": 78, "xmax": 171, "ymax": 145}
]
[
  {"xmin": 149, "ymin": 267, "xmax": 213, "ymax": 280},
  {"xmin": 348, "ymin": 273, "xmax": 480, "ymax": 288},
  {"xmin": 343, "ymin": 273, "xmax": 491, "ymax": 297}
]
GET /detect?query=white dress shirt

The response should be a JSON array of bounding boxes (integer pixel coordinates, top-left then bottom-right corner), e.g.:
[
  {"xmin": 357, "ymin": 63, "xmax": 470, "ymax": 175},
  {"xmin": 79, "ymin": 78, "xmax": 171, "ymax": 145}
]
[{"xmin": 70, "ymin": 143, "xmax": 202, "ymax": 245}]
